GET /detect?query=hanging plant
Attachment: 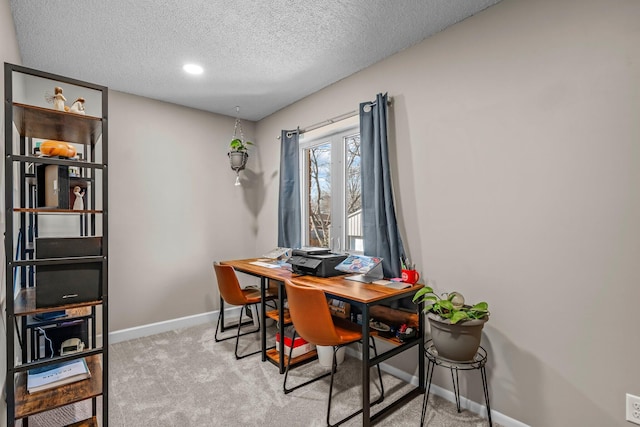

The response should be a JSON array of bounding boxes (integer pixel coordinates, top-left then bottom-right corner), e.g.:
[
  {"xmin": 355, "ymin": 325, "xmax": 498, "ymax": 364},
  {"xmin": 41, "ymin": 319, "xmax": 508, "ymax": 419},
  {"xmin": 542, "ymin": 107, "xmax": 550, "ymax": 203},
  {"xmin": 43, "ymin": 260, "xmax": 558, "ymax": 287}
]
[{"xmin": 228, "ymin": 107, "xmax": 253, "ymax": 185}]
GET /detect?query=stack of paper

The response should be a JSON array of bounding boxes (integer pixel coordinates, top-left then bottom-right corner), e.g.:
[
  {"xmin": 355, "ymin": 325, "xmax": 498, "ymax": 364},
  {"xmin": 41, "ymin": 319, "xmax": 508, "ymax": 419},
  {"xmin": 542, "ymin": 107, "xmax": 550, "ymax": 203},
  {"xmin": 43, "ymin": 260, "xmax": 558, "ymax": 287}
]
[{"xmin": 27, "ymin": 358, "xmax": 91, "ymax": 393}]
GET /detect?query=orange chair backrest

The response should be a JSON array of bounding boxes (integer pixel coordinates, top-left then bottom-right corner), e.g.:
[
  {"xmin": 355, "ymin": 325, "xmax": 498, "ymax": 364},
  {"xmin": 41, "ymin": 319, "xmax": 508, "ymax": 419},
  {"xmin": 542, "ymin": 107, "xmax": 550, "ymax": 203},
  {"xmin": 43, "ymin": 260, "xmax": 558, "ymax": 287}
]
[
  {"xmin": 213, "ymin": 263, "xmax": 248, "ymax": 306},
  {"xmin": 284, "ymin": 280, "xmax": 341, "ymax": 347}
]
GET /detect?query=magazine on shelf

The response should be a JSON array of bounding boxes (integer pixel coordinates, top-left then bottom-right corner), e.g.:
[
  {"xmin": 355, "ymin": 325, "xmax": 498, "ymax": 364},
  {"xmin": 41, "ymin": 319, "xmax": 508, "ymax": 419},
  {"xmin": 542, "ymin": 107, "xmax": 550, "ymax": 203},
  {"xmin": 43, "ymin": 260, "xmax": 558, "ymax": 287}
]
[{"xmin": 27, "ymin": 358, "xmax": 91, "ymax": 393}]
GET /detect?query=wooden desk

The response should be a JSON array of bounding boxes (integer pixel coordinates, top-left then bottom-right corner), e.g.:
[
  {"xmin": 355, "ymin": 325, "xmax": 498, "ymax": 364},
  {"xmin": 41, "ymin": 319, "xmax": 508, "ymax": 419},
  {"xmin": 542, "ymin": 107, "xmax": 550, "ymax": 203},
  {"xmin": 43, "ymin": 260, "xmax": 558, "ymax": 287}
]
[
  {"xmin": 220, "ymin": 259, "xmax": 299, "ymax": 366},
  {"xmin": 220, "ymin": 258, "xmax": 425, "ymax": 426}
]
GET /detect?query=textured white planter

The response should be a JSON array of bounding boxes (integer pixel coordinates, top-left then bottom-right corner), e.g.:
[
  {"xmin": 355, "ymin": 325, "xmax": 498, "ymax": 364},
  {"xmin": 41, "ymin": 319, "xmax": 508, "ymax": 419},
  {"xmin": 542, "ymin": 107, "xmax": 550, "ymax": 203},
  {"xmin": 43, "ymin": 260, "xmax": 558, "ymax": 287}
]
[
  {"xmin": 427, "ymin": 312, "xmax": 488, "ymax": 361},
  {"xmin": 317, "ymin": 345, "xmax": 345, "ymax": 367},
  {"xmin": 228, "ymin": 150, "xmax": 248, "ymax": 170}
]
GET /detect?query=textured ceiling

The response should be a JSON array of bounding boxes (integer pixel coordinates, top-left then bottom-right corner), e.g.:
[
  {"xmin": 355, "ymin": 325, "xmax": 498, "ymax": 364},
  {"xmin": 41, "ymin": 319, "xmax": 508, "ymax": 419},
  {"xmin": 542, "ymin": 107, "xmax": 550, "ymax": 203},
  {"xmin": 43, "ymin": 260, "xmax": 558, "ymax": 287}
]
[{"xmin": 10, "ymin": 0, "xmax": 501, "ymax": 121}]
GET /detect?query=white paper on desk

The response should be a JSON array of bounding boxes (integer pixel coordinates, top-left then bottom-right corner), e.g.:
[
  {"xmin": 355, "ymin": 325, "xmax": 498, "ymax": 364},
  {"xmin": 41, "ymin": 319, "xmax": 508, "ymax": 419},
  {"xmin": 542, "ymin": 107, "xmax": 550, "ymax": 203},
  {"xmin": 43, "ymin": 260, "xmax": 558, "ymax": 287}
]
[
  {"xmin": 374, "ymin": 279, "xmax": 411, "ymax": 289},
  {"xmin": 250, "ymin": 261, "xmax": 281, "ymax": 269},
  {"xmin": 385, "ymin": 282, "xmax": 412, "ymax": 289}
]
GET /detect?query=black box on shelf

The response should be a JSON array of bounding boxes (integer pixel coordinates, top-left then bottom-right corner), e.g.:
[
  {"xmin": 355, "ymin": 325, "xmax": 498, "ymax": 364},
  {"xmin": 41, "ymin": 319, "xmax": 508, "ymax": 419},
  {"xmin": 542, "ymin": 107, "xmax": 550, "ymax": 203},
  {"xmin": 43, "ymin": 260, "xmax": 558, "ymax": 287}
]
[
  {"xmin": 35, "ymin": 237, "xmax": 103, "ymax": 308},
  {"xmin": 35, "ymin": 262, "xmax": 102, "ymax": 308},
  {"xmin": 36, "ymin": 164, "xmax": 70, "ymax": 208},
  {"xmin": 36, "ymin": 237, "xmax": 102, "ymax": 258}
]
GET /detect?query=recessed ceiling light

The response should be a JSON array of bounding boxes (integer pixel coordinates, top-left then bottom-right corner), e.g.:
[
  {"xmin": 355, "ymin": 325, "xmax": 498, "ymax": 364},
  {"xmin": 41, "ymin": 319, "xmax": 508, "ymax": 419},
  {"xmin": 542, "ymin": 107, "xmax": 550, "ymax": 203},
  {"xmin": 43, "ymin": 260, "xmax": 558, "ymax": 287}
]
[{"xmin": 183, "ymin": 64, "xmax": 203, "ymax": 75}]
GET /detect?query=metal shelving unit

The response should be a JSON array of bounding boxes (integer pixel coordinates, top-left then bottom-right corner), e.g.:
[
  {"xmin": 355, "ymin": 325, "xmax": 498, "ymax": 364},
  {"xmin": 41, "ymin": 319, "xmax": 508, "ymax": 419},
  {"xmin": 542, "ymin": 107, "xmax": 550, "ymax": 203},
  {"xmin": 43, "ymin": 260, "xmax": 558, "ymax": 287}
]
[{"xmin": 4, "ymin": 63, "xmax": 108, "ymax": 427}]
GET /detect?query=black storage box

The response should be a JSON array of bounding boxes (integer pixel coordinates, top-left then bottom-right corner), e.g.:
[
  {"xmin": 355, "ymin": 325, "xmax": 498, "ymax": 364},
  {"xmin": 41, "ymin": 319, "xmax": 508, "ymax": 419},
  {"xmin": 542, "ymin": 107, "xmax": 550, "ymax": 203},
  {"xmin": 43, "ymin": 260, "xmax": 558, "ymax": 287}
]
[
  {"xmin": 289, "ymin": 253, "xmax": 348, "ymax": 277},
  {"xmin": 35, "ymin": 262, "xmax": 102, "ymax": 308},
  {"xmin": 35, "ymin": 237, "xmax": 103, "ymax": 308},
  {"xmin": 36, "ymin": 236, "xmax": 102, "ymax": 258}
]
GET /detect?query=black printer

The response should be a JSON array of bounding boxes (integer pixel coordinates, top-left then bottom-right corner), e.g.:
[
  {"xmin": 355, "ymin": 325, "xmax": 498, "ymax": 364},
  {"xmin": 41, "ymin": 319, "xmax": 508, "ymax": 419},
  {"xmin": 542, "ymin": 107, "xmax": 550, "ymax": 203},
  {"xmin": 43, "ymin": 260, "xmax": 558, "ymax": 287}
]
[{"xmin": 288, "ymin": 248, "xmax": 348, "ymax": 277}]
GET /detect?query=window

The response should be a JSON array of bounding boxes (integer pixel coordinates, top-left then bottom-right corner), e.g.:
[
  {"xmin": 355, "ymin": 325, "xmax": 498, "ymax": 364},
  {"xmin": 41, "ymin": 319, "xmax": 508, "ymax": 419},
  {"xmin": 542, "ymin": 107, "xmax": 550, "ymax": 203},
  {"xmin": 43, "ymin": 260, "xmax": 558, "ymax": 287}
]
[{"xmin": 300, "ymin": 123, "xmax": 362, "ymax": 252}]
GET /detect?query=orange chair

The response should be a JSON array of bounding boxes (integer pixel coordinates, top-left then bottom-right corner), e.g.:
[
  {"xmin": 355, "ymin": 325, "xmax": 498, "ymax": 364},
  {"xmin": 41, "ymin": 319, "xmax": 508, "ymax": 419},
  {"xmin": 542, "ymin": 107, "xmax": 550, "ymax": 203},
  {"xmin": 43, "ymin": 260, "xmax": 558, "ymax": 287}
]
[
  {"xmin": 283, "ymin": 279, "xmax": 384, "ymax": 426},
  {"xmin": 213, "ymin": 263, "xmax": 276, "ymax": 359}
]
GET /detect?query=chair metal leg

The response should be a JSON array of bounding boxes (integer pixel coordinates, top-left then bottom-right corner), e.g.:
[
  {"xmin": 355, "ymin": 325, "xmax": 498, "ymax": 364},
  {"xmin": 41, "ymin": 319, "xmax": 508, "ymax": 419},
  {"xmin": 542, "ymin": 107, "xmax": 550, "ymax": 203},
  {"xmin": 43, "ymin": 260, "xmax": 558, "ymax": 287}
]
[
  {"xmin": 283, "ymin": 331, "xmax": 331, "ymax": 394},
  {"xmin": 214, "ymin": 302, "xmax": 263, "ymax": 359},
  {"xmin": 214, "ymin": 304, "xmax": 258, "ymax": 343},
  {"xmin": 370, "ymin": 337, "xmax": 385, "ymax": 403},
  {"xmin": 327, "ymin": 338, "xmax": 384, "ymax": 427}
]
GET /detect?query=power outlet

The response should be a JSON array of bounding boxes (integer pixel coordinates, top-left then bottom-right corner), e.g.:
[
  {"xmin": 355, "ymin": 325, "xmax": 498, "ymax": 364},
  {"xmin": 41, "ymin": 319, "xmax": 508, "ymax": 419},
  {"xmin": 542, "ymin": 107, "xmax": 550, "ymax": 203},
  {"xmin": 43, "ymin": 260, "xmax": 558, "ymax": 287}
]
[{"xmin": 627, "ymin": 393, "xmax": 640, "ymax": 425}]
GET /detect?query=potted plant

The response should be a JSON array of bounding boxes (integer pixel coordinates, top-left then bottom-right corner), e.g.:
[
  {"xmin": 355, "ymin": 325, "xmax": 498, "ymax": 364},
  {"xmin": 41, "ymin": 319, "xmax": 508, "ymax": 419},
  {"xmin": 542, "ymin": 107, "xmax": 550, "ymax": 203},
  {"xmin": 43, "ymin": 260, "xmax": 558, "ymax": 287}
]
[
  {"xmin": 413, "ymin": 286, "xmax": 489, "ymax": 361},
  {"xmin": 228, "ymin": 138, "xmax": 253, "ymax": 171}
]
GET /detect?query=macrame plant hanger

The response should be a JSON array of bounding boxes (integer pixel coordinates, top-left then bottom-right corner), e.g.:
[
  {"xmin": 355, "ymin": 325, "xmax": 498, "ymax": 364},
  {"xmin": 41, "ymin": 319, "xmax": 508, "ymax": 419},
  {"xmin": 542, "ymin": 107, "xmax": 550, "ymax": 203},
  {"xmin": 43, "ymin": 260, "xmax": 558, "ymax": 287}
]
[{"xmin": 228, "ymin": 106, "xmax": 249, "ymax": 186}]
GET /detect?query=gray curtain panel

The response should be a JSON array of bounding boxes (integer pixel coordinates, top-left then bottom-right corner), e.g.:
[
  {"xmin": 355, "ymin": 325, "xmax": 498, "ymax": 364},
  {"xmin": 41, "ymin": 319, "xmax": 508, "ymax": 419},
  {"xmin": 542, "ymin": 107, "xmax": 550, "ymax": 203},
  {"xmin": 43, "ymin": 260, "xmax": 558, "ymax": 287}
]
[
  {"xmin": 360, "ymin": 93, "xmax": 405, "ymax": 278},
  {"xmin": 277, "ymin": 129, "xmax": 301, "ymax": 248}
]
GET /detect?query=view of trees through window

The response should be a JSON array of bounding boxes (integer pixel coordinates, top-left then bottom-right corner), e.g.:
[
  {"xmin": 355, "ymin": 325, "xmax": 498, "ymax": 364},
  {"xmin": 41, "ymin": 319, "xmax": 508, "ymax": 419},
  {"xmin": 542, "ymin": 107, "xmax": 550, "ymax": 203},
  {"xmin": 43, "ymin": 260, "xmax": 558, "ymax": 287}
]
[{"xmin": 304, "ymin": 132, "xmax": 362, "ymax": 251}]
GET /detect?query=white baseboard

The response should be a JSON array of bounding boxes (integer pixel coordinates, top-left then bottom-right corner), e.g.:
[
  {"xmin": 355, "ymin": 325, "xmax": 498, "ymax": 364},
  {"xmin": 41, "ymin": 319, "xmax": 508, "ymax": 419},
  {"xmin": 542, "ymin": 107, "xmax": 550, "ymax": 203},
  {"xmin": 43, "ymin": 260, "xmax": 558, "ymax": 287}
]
[
  {"xmin": 108, "ymin": 313, "xmax": 527, "ymax": 427},
  {"xmin": 108, "ymin": 306, "xmax": 243, "ymax": 344}
]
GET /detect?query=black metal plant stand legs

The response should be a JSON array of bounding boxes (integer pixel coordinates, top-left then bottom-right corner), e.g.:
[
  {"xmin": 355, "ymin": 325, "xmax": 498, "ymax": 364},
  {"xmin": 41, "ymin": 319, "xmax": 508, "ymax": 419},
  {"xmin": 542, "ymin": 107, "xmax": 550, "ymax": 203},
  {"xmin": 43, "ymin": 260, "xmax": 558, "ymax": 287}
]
[{"xmin": 420, "ymin": 340, "xmax": 492, "ymax": 427}]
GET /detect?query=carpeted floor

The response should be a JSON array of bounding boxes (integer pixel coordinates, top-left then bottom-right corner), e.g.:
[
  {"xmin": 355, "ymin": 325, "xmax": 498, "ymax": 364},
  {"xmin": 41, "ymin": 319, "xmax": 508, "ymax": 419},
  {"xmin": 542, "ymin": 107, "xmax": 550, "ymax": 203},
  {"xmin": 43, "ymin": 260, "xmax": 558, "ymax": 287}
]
[{"xmin": 28, "ymin": 321, "xmax": 497, "ymax": 426}]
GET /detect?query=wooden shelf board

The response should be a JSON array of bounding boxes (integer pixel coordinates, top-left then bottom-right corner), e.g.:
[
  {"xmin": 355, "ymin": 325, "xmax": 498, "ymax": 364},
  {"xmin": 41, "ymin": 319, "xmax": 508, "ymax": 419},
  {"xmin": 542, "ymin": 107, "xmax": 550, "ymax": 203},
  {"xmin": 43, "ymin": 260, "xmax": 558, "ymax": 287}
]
[
  {"xmin": 14, "ymin": 288, "xmax": 102, "ymax": 317},
  {"xmin": 66, "ymin": 416, "xmax": 98, "ymax": 427},
  {"xmin": 266, "ymin": 309, "xmax": 292, "ymax": 324},
  {"xmin": 13, "ymin": 208, "xmax": 103, "ymax": 214},
  {"xmin": 266, "ymin": 348, "xmax": 318, "ymax": 366},
  {"xmin": 13, "ymin": 103, "xmax": 102, "ymax": 145},
  {"xmin": 15, "ymin": 355, "xmax": 103, "ymax": 419}
]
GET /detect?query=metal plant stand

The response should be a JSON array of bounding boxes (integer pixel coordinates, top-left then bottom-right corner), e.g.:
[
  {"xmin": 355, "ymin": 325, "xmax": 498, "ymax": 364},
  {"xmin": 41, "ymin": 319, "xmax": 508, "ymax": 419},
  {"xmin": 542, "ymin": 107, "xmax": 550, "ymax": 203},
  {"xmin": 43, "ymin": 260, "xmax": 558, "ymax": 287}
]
[{"xmin": 421, "ymin": 339, "xmax": 492, "ymax": 427}]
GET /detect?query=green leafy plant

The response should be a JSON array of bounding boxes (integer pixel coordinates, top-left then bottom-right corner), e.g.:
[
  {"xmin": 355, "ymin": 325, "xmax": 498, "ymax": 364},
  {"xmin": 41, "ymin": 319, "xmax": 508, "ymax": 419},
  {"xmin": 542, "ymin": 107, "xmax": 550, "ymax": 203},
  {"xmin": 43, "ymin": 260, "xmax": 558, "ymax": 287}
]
[
  {"xmin": 412, "ymin": 286, "xmax": 489, "ymax": 324},
  {"xmin": 229, "ymin": 138, "xmax": 253, "ymax": 152}
]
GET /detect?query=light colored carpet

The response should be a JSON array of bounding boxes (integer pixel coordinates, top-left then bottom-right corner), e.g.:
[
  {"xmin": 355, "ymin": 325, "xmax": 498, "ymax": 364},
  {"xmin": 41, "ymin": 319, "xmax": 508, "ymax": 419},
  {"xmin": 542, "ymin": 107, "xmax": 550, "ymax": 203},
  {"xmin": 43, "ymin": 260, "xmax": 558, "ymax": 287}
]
[{"xmin": 28, "ymin": 322, "xmax": 497, "ymax": 426}]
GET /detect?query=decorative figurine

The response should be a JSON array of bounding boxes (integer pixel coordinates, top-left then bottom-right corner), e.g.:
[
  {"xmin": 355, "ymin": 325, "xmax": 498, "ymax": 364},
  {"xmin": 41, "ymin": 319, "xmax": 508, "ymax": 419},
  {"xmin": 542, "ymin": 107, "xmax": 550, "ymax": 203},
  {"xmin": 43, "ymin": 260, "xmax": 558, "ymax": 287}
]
[
  {"xmin": 69, "ymin": 97, "xmax": 85, "ymax": 115},
  {"xmin": 72, "ymin": 186, "xmax": 85, "ymax": 210},
  {"xmin": 45, "ymin": 86, "xmax": 66, "ymax": 111}
]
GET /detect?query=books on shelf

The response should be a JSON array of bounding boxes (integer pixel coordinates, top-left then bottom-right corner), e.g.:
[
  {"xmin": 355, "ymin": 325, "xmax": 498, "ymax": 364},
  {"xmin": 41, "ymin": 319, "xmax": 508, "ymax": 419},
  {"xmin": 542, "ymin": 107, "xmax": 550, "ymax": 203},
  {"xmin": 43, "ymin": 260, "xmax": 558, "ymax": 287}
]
[{"xmin": 27, "ymin": 358, "xmax": 91, "ymax": 393}]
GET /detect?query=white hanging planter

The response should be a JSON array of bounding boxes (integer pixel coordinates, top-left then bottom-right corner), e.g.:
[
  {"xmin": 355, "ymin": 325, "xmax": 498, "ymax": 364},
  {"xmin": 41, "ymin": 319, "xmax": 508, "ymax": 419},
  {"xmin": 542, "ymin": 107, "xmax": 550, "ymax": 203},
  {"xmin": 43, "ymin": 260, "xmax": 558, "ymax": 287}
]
[{"xmin": 228, "ymin": 150, "xmax": 248, "ymax": 171}]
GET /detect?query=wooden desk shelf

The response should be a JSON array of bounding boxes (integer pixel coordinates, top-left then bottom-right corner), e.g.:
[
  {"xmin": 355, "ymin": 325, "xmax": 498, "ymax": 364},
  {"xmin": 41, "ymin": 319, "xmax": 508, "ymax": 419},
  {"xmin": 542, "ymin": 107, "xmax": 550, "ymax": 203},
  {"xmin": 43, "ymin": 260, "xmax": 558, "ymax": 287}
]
[
  {"xmin": 66, "ymin": 417, "xmax": 98, "ymax": 427},
  {"xmin": 14, "ymin": 355, "xmax": 103, "ymax": 419},
  {"xmin": 266, "ymin": 348, "xmax": 318, "ymax": 367},
  {"xmin": 266, "ymin": 309, "xmax": 292, "ymax": 325}
]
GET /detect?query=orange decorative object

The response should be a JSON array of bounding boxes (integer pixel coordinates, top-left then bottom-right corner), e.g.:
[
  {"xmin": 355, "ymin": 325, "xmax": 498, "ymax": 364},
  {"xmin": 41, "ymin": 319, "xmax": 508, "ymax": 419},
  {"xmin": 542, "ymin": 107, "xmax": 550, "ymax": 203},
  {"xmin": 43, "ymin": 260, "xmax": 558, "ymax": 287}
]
[{"xmin": 40, "ymin": 140, "xmax": 76, "ymax": 158}]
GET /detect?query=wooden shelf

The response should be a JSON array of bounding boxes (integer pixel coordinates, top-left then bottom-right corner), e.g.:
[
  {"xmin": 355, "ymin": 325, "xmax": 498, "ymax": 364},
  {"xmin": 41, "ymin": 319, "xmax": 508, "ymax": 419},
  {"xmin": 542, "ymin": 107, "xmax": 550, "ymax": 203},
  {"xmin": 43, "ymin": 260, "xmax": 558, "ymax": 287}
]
[
  {"xmin": 14, "ymin": 288, "xmax": 102, "ymax": 317},
  {"xmin": 14, "ymin": 355, "xmax": 102, "ymax": 419},
  {"xmin": 267, "ymin": 348, "xmax": 318, "ymax": 366},
  {"xmin": 66, "ymin": 416, "xmax": 98, "ymax": 427},
  {"xmin": 266, "ymin": 309, "xmax": 292, "ymax": 324},
  {"xmin": 27, "ymin": 307, "xmax": 92, "ymax": 327},
  {"xmin": 13, "ymin": 103, "xmax": 102, "ymax": 145},
  {"xmin": 13, "ymin": 208, "xmax": 103, "ymax": 214}
]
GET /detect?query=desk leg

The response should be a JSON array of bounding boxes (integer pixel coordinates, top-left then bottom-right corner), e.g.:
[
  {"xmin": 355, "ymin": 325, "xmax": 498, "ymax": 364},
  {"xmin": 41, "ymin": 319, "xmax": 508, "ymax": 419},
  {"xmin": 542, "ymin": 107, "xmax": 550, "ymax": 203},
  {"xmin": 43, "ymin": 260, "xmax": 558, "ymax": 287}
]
[
  {"xmin": 260, "ymin": 277, "xmax": 267, "ymax": 362},
  {"xmin": 278, "ymin": 281, "xmax": 286, "ymax": 374},
  {"xmin": 361, "ymin": 305, "xmax": 370, "ymax": 427},
  {"xmin": 219, "ymin": 297, "xmax": 226, "ymax": 333},
  {"xmin": 418, "ymin": 301, "xmax": 425, "ymax": 392}
]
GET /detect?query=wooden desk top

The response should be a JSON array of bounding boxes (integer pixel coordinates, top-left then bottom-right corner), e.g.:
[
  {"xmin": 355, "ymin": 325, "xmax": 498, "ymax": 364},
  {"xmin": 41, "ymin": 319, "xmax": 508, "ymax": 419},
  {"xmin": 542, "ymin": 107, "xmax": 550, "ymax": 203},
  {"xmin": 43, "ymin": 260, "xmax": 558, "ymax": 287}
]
[
  {"xmin": 221, "ymin": 258, "xmax": 422, "ymax": 305},
  {"xmin": 291, "ymin": 274, "xmax": 422, "ymax": 304},
  {"xmin": 220, "ymin": 258, "xmax": 299, "ymax": 282}
]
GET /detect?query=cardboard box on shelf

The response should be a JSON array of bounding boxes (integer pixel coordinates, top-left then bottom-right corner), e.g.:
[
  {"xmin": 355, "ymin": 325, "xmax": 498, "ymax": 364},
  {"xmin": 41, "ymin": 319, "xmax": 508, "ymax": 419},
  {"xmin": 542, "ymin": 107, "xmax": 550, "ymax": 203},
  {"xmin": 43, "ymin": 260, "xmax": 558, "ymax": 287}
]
[{"xmin": 275, "ymin": 327, "xmax": 315, "ymax": 359}]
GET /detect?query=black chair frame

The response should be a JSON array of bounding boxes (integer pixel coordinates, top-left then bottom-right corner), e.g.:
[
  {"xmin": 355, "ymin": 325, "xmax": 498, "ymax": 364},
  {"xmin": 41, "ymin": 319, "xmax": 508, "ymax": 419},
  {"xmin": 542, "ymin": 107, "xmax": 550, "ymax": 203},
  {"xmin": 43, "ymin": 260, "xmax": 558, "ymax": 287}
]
[
  {"xmin": 215, "ymin": 298, "xmax": 276, "ymax": 359},
  {"xmin": 283, "ymin": 331, "xmax": 385, "ymax": 427}
]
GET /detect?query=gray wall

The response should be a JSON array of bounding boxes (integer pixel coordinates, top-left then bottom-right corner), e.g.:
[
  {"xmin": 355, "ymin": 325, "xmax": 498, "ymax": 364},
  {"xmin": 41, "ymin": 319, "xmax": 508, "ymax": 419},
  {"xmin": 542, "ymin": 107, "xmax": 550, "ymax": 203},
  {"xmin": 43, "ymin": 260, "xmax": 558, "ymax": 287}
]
[
  {"xmin": 2, "ymin": 0, "xmax": 640, "ymax": 425},
  {"xmin": 107, "ymin": 90, "xmax": 257, "ymax": 330},
  {"xmin": 255, "ymin": 0, "xmax": 640, "ymax": 425}
]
